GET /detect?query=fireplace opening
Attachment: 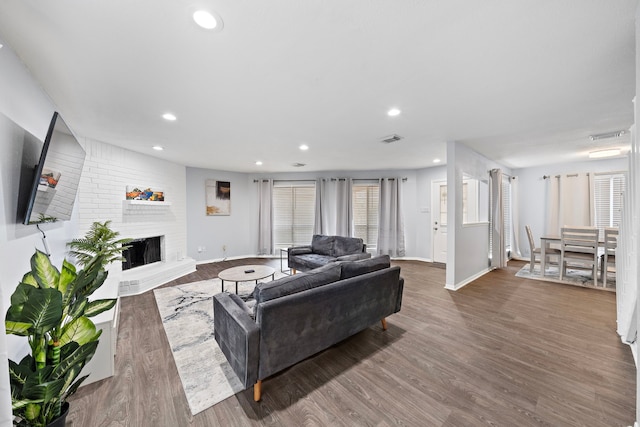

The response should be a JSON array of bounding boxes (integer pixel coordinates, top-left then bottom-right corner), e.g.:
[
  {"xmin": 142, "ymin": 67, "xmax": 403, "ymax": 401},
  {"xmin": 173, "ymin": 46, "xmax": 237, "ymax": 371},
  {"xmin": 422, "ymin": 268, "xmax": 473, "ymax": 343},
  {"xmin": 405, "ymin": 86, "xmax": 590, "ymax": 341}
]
[{"xmin": 122, "ymin": 236, "xmax": 162, "ymax": 270}]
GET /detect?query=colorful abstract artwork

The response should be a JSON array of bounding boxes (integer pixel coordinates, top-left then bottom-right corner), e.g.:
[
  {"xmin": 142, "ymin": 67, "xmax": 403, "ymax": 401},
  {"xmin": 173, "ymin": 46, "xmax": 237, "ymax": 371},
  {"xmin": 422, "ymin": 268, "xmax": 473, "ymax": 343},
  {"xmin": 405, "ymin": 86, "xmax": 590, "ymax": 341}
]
[
  {"xmin": 206, "ymin": 180, "xmax": 230, "ymax": 215},
  {"xmin": 126, "ymin": 185, "xmax": 165, "ymax": 201}
]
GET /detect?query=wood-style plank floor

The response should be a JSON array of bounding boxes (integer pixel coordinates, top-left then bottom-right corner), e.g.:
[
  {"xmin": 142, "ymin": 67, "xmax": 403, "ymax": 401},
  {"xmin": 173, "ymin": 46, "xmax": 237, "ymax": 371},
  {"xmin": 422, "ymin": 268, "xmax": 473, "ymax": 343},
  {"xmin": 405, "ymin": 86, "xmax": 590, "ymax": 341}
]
[{"xmin": 66, "ymin": 259, "xmax": 636, "ymax": 426}]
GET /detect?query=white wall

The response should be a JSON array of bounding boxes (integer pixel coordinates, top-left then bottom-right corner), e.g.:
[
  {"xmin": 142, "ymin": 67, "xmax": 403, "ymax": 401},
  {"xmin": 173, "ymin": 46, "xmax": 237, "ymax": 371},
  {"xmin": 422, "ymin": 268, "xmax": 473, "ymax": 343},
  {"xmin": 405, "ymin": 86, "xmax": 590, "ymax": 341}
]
[
  {"xmin": 185, "ymin": 167, "xmax": 436, "ymax": 261},
  {"xmin": 514, "ymin": 157, "xmax": 628, "ymax": 259},
  {"xmin": 0, "ymin": 38, "xmax": 63, "ymax": 426},
  {"xmin": 446, "ymin": 142, "xmax": 511, "ymax": 289}
]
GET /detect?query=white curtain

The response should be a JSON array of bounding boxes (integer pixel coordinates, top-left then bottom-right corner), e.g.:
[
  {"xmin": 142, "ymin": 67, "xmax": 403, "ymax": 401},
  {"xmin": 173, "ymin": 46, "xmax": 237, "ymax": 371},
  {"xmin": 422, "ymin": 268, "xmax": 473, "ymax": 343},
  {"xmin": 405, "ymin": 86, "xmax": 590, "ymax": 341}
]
[
  {"xmin": 313, "ymin": 178, "xmax": 326, "ymax": 235},
  {"xmin": 335, "ymin": 178, "xmax": 352, "ymax": 236},
  {"xmin": 490, "ymin": 169, "xmax": 507, "ymax": 268},
  {"xmin": 617, "ymin": 124, "xmax": 637, "ymax": 343},
  {"xmin": 510, "ymin": 176, "xmax": 522, "ymax": 258},
  {"xmin": 377, "ymin": 178, "xmax": 405, "ymax": 256},
  {"xmin": 257, "ymin": 179, "xmax": 273, "ymax": 255},
  {"xmin": 545, "ymin": 173, "xmax": 593, "ymax": 235}
]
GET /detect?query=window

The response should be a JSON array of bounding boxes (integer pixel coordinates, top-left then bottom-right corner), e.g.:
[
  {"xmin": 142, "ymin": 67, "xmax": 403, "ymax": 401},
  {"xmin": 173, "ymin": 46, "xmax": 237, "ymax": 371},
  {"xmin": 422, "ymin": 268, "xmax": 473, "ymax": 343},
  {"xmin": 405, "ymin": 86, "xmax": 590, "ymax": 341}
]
[
  {"xmin": 272, "ymin": 181, "xmax": 316, "ymax": 250},
  {"xmin": 594, "ymin": 173, "xmax": 625, "ymax": 239},
  {"xmin": 352, "ymin": 182, "xmax": 379, "ymax": 249}
]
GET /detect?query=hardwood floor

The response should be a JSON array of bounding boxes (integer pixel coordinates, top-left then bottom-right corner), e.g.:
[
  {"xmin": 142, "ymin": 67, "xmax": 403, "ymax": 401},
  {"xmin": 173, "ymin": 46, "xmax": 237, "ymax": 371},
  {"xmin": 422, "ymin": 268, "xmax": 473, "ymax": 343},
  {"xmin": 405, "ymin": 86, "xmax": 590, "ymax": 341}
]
[{"xmin": 66, "ymin": 259, "xmax": 636, "ymax": 426}]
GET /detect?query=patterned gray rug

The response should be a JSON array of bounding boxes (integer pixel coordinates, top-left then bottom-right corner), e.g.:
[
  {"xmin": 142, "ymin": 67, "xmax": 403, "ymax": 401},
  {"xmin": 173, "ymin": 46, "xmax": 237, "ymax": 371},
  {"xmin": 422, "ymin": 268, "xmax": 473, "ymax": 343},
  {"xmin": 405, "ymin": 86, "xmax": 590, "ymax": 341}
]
[
  {"xmin": 515, "ymin": 263, "xmax": 615, "ymax": 292},
  {"xmin": 153, "ymin": 272, "xmax": 285, "ymax": 415}
]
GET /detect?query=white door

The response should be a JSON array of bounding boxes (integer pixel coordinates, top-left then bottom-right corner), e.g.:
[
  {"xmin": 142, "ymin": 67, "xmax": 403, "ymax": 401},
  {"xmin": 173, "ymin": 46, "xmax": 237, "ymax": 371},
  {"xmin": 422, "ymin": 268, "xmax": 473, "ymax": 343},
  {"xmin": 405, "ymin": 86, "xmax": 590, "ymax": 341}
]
[{"xmin": 432, "ymin": 180, "xmax": 447, "ymax": 263}]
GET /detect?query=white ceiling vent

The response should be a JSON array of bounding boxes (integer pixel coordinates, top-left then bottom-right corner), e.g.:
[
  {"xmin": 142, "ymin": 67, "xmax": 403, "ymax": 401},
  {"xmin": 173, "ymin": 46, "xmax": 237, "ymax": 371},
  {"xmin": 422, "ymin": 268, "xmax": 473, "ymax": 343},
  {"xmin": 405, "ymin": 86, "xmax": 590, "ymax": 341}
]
[
  {"xmin": 380, "ymin": 134, "xmax": 403, "ymax": 144},
  {"xmin": 292, "ymin": 162, "xmax": 306, "ymax": 167}
]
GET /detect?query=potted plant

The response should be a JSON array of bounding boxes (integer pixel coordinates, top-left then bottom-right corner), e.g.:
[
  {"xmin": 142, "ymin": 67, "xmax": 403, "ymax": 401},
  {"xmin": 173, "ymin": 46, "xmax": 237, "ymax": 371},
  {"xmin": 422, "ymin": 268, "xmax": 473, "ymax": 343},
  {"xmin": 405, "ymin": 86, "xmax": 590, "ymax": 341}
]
[{"xmin": 5, "ymin": 221, "xmax": 130, "ymax": 426}]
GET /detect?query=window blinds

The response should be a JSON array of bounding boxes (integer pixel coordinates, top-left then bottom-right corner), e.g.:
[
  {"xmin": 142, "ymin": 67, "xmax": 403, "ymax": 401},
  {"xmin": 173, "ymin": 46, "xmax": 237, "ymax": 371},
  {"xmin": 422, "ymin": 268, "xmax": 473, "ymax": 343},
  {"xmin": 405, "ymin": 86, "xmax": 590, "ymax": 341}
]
[
  {"xmin": 594, "ymin": 173, "xmax": 626, "ymax": 239},
  {"xmin": 352, "ymin": 183, "xmax": 380, "ymax": 248},
  {"xmin": 272, "ymin": 182, "xmax": 316, "ymax": 250}
]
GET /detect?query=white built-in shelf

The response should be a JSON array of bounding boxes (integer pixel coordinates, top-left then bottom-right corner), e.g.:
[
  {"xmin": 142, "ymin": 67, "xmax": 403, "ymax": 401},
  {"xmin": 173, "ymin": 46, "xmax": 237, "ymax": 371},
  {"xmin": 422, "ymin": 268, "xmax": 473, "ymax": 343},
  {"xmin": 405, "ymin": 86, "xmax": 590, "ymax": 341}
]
[{"xmin": 122, "ymin": 200, "xmax": 172, "ymax": 207}]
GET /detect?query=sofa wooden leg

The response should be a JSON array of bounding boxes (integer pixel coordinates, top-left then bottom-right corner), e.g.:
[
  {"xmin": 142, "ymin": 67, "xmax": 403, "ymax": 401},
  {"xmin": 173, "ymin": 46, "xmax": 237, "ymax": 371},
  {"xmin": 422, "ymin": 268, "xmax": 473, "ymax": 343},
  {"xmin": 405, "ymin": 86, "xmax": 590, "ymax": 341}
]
[
  {"xmin": 381, "ymin": 318, "xmax": 387, "ymax": 331},
  {"xmin": 292, "ymin": 268, "xmax": 297, "ymax": 275},
  {"xmin": 254, "ymin": 380, "xmax": 262, "ymax": 401}
]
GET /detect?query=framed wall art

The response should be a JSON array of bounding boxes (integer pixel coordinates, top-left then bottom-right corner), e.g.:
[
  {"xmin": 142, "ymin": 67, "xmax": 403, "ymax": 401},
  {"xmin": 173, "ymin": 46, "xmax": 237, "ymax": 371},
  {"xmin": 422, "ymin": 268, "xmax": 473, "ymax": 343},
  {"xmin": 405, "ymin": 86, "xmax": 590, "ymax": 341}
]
[{"xmin": 205, "ymin": 180, "xmax": 230, "ymax": 215}]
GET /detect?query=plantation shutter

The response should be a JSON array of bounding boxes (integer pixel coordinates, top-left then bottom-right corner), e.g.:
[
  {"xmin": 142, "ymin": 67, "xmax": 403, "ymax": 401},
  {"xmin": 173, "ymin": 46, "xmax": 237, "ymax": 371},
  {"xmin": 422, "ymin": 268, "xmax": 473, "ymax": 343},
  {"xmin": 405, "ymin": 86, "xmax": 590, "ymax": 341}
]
[
  {"xmin": 594, "ymin": 173, "xmax": 625, "ymax": 239},
  {"xmin": 272, "ymin": 181, "xmax": 316, "ymax": 250},
  {"xmin": 352, "ymin": 182, "xmax": 379, "ymax": 249}
]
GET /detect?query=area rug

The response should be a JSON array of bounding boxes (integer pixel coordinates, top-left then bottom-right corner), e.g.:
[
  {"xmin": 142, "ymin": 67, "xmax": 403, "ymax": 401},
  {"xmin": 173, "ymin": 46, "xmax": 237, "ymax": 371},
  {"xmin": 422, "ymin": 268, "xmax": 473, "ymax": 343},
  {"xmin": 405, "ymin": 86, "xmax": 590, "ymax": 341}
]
[
  {"xmin": 153, "ymin": 272, "xmax": 286, "ymax": 415},
  {"xmin": 515, "ymin": 263, "xmax": 615, "ymax": 292}
]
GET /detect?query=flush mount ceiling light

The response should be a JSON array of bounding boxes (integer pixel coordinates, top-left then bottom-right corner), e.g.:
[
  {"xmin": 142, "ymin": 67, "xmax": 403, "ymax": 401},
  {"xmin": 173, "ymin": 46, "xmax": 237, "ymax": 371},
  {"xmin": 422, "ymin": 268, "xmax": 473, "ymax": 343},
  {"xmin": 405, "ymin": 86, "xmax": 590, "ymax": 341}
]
[
  {"xmin": 193, "ymin": 10, "xmax": 224, "ymax": 31},
  {"xmin": 255, "ymin": 161, "xmax": 263, "ymax": 166},
  {"xmin": 588, "ymin": 148, "xmax": 621, "ymax": 159},
  {"xmin": 387, "ymin": 108, "xmax": 401, "ymax": 117},
  {"xmin": 162, "ymin": 113, "xmax": 177, "ymax": 121},
  {"xmin": 299, "ymin": 144, "xmax": 309, "ymax": 151},
  {"xmin": 589, "ymin": 130, "xmax": 625, "ymax": 141},
  {"xmin": 153, "ymin": 146, "xmax": 164, "ymax": 151},
  {"xmin": 433, "ymin": 158, "xmax": 441, "ymax": 163}
]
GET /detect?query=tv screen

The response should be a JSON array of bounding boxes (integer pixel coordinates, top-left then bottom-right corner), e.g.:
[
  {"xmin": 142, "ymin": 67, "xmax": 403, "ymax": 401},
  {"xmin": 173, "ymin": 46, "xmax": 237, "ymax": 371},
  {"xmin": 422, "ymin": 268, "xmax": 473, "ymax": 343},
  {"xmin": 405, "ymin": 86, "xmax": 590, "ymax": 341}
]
[{"xmin": 23, "ymin": 112, "xmax": 86, "ymax": 225}]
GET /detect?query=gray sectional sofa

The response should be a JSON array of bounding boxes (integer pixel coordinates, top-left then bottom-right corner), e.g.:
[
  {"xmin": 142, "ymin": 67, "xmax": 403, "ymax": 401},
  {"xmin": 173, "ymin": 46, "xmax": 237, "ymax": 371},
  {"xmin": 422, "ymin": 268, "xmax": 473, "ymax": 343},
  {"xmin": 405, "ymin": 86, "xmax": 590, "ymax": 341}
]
[
  {"xmin": 287, "ymin": 234, "xmax": 371, "ymax": 273},
  {"xmin": 213, "ymin": 255, "xmax": 403, "ymax": 401}
]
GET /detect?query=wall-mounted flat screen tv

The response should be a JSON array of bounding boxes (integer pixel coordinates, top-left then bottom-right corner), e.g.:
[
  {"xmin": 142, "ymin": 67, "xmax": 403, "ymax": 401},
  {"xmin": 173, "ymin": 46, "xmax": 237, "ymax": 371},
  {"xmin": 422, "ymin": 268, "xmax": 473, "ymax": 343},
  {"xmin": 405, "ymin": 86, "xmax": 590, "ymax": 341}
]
[{"xmin": 23, "ymin": 112, "xmax": 86, "ymax": 224}]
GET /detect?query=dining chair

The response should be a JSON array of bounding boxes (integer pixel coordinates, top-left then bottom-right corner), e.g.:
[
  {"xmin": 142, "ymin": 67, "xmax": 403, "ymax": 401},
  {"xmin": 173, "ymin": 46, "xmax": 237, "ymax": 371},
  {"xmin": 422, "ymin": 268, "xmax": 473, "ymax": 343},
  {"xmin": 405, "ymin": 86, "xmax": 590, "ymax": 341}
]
[
  {"xmin": 560, "ymin": 226, "xmax": 599, "ymax": 287},
  {"xmin": 601, "ymin": 227, "xmax": 618, "ymax": 287},
  {"xmin": 525, "ymin": 225, "xmax": 559, "ymax": 273}
]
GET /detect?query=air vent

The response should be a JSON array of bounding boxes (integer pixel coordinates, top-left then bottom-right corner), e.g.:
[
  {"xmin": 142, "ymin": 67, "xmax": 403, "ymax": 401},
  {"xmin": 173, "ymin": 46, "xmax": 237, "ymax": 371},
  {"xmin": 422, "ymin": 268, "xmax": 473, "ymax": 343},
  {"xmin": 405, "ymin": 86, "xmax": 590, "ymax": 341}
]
[
  {"xmin": 292, "ymin": 163, "xmax": 306, "ymax": 167},
  {"xmin": 380, "ymin": 134, "xmax": 403, "ymax": 144}
]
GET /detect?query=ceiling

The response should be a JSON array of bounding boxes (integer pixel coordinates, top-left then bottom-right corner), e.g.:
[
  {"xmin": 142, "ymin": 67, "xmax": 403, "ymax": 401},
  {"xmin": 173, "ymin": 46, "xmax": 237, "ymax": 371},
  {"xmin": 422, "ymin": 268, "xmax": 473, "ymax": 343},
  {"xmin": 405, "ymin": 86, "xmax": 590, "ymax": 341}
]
[{"xmin": 0, "ymin": 1, "xmax": 637, "ymax": 173}]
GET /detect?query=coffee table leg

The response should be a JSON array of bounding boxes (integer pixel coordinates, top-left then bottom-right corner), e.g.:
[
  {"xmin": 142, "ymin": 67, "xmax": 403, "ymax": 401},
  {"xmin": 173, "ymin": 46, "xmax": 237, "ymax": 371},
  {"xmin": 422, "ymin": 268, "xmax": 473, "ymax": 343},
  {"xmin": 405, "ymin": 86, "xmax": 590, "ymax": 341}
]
[
  {"xmin": 235, "ymin": 282, "xmax": 238, "ymax": 294},
  {"xmin": 221, "ymin": 279, "xmax": 224, "ymax": 293}
]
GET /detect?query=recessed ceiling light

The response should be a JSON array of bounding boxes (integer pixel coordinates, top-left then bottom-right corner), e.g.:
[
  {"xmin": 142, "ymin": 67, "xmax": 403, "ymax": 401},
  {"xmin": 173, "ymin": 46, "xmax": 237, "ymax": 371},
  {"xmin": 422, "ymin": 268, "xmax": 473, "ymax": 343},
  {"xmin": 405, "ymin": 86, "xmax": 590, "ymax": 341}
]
[
  {"xmin": 193, "ymin": 10, "xmax": 223, "ymax": 30},
  {"xmin": 162, "ymin": 113, "xmax": 176, "ymax": 121},
  {"xmin": 299, "ymin": 144, "xmax": 309, "ymax": 151},
  {"xmin": 387, "ymin": 108, "xmax": 401, "ymax": 117},
  {"xmin": 153, "ymin": 146, "xmax": 164, "ymax": 151},
  {"xmin": 433, "ymin": 158, "xmax": 441, "ymax": 163},
  {"xmin": 0, "ymin": 44, "xmax": 3, "ymax": 49},
  {"xmin": 588, "ymin": 149, "xmax": 621, "ymax": 159},
  {"xmin": 255, "ymin": 161, "xmax": 263, "ymax": 166}
]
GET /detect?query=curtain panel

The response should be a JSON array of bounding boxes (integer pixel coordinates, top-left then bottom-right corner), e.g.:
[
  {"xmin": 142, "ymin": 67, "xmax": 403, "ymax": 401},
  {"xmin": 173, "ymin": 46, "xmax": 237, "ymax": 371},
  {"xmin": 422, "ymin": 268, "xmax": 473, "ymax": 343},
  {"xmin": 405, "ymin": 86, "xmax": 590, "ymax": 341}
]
[
  {"xmin": 257, "ymin": 179, "xmax": 273, "ymax": 255},
  {"xmin": 490, "ymin": 169, "xmax": 507, "ymax": 268},
  {"xmin": 544, "ymin": 173, "xmax": 593, "ymax": 235},
  {"xmin": 376, "ymin": 178, "xmax": 405, "ymax": 257}
]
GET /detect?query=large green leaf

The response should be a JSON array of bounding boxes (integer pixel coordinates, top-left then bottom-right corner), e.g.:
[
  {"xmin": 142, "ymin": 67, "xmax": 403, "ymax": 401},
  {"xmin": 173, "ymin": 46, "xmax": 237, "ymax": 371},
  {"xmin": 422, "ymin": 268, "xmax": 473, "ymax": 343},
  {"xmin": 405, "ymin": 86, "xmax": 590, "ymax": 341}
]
[
  {"xmin": 57, "ymin": 259, "xmax": 77, "ymax": 295},
  {"xmin": 22, "ymin": 369, "xmax": 65, "ymax": 403},
  {"xmin": 52, "ymin": 340, "xmax": 99, "ymax": 380},
  {"xmin": 8, "ymin": 357, "xmax": 33, "ymax": 385},
  {"xmin": 67, "ymin": 297, "xmax": 88, "ymax": 320},
  {"xmin": 20, "ymin": 271, "xmax": 38, "ymax": 288},
  {"xmin": 59, "ymin": 316, "xmax": 100, "ymax": 347},
  {"xmin": 30, "ymin": 250, "xmax": 60, "ymax": 289},
  {"xmin": 18, "ymin": 288, "xmax": 62, "ymax": 335},
  {"xmin": 10, "ymin": 398, "xmax": 43, "ymax": 411},
  {"xmin": 5, "ymin": 320, "xmax": 31, "ymax": 336},
  {"xmin": 84, "ymin": 298, "xmax": 117, "ymax": 318}
]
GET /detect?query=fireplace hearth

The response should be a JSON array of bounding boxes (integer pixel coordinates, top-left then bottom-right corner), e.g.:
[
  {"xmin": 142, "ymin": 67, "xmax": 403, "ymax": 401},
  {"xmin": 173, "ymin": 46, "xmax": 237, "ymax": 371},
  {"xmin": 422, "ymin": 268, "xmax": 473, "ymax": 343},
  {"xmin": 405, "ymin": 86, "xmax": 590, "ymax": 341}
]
[{"xmin": 122, "ymin": 236, "xmax": 162, "ymax": 270}]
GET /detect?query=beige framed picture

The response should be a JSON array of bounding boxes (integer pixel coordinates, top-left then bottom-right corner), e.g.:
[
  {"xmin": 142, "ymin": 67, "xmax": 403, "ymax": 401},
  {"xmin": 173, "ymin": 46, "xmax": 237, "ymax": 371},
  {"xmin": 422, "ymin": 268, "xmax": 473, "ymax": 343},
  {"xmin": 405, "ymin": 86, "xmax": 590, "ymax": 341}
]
[{"xmin": 205, "ymin": 180, "xmax": 230, "ymax": 215}]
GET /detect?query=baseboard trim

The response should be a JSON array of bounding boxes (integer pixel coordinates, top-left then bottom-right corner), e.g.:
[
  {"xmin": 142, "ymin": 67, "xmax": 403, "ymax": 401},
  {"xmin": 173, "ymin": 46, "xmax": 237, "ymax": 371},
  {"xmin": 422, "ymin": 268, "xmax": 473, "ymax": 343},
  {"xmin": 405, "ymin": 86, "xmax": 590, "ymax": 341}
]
[{"xmin": 445, "ymin": 267, "xmax": 493, "ymax": 291}]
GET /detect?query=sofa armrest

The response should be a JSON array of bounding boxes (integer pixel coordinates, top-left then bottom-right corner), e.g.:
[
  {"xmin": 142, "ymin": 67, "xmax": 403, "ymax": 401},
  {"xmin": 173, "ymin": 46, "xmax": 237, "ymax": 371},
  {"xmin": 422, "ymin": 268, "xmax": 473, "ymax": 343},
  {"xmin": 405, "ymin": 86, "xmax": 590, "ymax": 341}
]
[
  {"xmin": 288, "ymin": 245, "xmax": 313, "ymax": 256},
  {"xmin": 213, "ymin": 293, "xmax": 260, "ymax": 389},
  {"xmin": 336, "ymin": 252, "xmax": 372, "ymax": 262}
]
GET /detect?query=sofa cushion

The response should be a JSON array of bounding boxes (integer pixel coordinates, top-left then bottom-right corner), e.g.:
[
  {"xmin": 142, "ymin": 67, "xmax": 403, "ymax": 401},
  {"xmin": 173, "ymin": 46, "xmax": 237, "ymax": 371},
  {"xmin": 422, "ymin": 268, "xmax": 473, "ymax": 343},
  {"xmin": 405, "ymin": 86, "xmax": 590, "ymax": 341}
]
[
  {"xmin": 254, "ymin": 263, "xmax": 342, "ymax": 305},
  {"xmin": 290, "ymin": 253, "xmax": 335, "ymax": 271},
  {"xmin": 333, "ymin": 236, "xmax": 364, "ymax": 257},
  {"xmin": 340, "ymin": 255, "xmax": 391, "ymax": 280},
  {"xmin": 311, "ymin": 234, "xmax": 335, "ymax": 256}
]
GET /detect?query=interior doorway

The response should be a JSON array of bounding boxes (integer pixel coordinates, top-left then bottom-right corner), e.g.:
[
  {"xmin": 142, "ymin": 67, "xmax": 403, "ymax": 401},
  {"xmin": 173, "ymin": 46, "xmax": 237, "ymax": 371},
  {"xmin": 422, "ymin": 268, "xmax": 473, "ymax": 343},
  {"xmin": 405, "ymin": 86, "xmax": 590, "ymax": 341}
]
[{"xmin": 432, "ymin": 180, "xmax": 447, "ymax": 263}]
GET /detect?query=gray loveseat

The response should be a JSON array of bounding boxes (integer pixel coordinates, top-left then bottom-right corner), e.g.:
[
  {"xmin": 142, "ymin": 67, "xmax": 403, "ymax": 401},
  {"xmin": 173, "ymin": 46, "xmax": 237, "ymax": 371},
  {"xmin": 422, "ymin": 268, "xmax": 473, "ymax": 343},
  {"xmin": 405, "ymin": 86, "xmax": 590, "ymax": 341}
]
[
  {"xmin": 287, "ymin": 234, "xmax": 371, "ymax": 273},
  {"xmin": 213, "ymin": 255, "xmax": 403, "ymax": 401}
]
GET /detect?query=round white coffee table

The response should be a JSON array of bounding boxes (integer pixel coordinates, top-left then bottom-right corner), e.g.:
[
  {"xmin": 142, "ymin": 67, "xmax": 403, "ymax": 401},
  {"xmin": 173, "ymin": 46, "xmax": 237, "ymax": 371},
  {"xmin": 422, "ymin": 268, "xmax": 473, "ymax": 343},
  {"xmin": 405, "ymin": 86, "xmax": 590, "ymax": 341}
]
[{"xmin": 218, "ymin": 265, "xmax": 276, "ymax": 293}]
